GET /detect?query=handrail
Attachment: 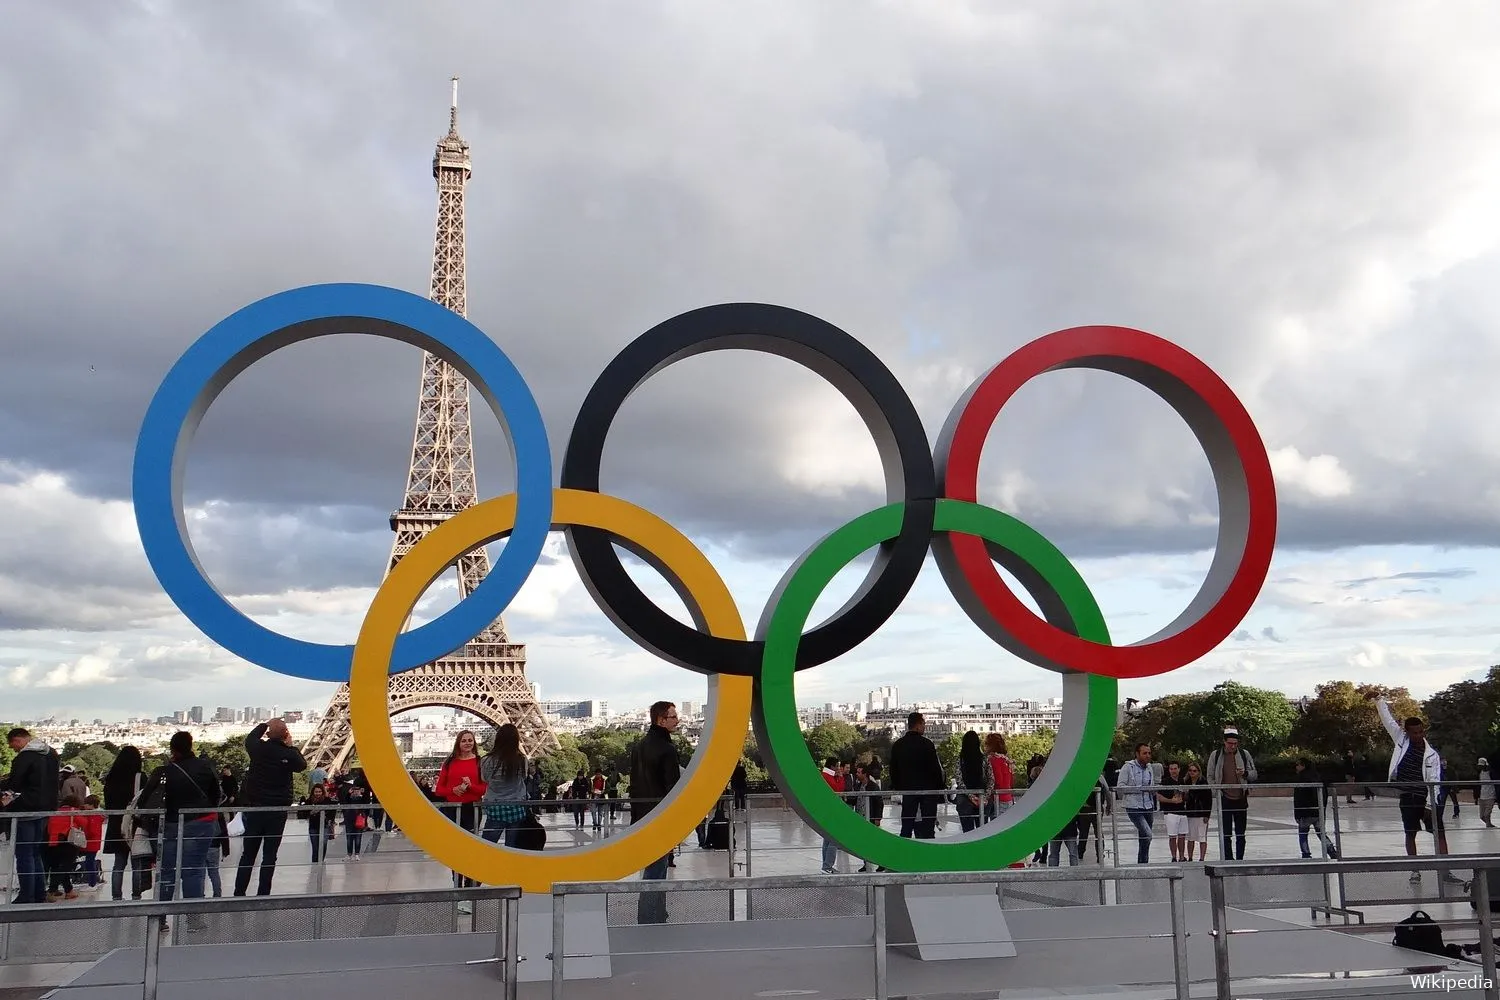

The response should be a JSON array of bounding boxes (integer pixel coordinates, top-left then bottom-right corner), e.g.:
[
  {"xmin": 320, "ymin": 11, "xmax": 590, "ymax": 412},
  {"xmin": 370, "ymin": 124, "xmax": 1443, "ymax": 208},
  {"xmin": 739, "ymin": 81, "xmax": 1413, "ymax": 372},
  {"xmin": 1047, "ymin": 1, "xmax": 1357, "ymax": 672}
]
[
  {"xmin": 550, "ymin": 864, "xmax": 1185, "ymax": 895},
  {"xmin": 0, "ymin": 884, "xmax": 523, "ymax": 923},
  {"xmin": 1205, "ymin": 853, "xmax": 1498, "ymax": 878}
]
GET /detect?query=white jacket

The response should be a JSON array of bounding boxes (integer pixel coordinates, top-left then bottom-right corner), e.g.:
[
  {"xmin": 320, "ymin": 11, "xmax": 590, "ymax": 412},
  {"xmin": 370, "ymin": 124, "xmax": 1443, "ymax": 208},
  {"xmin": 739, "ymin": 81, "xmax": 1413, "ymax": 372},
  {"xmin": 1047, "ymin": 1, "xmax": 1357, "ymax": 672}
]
[{"xmin": 1378, "ymin": 698, "xmax": 1442, "ymax": 807}]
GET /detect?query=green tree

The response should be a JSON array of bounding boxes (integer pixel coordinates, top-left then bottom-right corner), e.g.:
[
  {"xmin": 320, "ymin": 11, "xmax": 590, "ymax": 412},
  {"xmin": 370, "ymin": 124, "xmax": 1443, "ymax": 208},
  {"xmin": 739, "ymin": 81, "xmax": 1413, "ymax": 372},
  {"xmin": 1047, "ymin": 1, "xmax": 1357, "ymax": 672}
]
[
  {"xmin": 64, "ymin": 744, "xmax": 116, "ymax": 780},
  {"xmin": 535, "ymin": 733, "xmax": 587, "ymax": 792},
  {"xmin": 575, "ymin": 728, "xmax": 639, "ymax": 775},
  {"xmin": 0, "ymin": 723, "xmax": 16, "ymax": 774},
  {"xmin": 1007, "ymin": 731, "xmax": 1058, "ymax": 781},
  {"xmin": 1290, "ymin": 680, "xmax": 1422, "ymax": 757},
  {"xmin": 804, "ymin": 720, "xmax": 860, "ymax": 764},
  {"xmin": 936, "ymin": 733, "xmax": 962, "ymax": 780},
  {"xmin": 1125, "ymin": 683, "xmax": 1295, "ymax": 758},
  {"xmin": 1424, "ymin": 667, "xmax": 1500, "ymax": 779}
]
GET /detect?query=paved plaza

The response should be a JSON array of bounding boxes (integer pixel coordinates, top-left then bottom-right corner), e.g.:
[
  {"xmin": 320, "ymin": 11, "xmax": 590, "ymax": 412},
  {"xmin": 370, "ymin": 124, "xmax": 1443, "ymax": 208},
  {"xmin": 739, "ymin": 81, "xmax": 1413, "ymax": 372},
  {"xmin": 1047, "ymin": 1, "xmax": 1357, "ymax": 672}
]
[{"xmin": 3, "ymin": 792, "xmax": 1498, "ymax": 997}]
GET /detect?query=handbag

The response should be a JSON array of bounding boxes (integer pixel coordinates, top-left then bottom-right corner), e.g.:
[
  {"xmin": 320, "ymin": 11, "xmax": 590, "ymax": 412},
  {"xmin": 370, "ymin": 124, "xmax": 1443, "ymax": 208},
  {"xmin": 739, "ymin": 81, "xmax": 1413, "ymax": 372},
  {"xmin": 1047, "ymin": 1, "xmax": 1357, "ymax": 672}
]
[
  {"xmin": 226, "ymin": 813, "xmax": 245, "ymax": 838},
  {"xmin": 67, "ymin": 822, "xmax": 88, "ymax": 851},
  {"xmin": 130, "ymin": 829, "xmax": 154, "ymax": 857}
]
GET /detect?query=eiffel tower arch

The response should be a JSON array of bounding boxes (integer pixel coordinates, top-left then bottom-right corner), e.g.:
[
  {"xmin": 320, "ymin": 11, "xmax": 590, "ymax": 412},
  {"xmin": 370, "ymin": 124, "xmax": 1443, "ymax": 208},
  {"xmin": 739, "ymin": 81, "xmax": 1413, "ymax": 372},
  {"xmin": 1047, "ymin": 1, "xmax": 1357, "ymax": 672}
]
[{"xmin": 300, "ymin": 78, "xmax": 558, "ymax": 774}]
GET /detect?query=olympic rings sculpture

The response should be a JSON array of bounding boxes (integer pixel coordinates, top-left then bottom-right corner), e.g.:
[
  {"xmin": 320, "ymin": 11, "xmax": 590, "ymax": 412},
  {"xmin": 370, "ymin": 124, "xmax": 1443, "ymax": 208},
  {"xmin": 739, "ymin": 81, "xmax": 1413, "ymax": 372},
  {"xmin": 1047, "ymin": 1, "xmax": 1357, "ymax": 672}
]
[{"xmin": 132, "ymin": 283, "xmax": 1277, "ymax": 889}]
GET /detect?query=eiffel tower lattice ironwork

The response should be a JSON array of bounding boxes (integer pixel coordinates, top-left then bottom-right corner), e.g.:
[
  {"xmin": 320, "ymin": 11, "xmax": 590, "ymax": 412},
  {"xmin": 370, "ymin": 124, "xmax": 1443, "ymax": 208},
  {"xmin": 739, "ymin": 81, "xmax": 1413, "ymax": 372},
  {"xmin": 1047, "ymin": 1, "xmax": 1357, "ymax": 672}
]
[{"xmin": 301, "ymin": 78, "xmax": 558, "ymax": 773}]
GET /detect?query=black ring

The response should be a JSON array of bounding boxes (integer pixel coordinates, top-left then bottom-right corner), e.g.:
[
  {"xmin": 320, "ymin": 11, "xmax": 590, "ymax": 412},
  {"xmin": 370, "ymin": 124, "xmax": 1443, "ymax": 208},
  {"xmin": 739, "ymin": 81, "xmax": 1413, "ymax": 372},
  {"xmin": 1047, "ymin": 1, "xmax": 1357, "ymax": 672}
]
[{"xmin": 560, "ymin": 302, "xmax": 938, "ymax": 676}]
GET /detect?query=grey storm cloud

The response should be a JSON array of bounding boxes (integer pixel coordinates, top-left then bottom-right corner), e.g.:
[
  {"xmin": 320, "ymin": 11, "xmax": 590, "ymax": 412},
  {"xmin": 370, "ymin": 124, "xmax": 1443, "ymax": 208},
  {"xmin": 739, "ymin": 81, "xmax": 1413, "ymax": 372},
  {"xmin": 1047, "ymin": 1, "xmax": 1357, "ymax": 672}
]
[{"xmin": 3, "ymin": 0, "xmax": 1500, "ymax": 615}]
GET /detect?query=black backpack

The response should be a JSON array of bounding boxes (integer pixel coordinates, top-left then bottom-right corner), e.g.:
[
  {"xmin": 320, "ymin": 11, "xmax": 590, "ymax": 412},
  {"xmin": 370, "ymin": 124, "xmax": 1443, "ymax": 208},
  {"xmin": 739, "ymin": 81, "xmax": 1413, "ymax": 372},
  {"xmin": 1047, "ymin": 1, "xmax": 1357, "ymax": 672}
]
[
  {"xmin": 1394, "ymin": 910, "xmax": 1461, "ymax": 960},
  {"xmin": 1394, "ymin": 910, "xmax": 1443, "ymax": 954},
  {"xmin": 512, "ymin": 814, "xmax": 546, "ymax": 852}
]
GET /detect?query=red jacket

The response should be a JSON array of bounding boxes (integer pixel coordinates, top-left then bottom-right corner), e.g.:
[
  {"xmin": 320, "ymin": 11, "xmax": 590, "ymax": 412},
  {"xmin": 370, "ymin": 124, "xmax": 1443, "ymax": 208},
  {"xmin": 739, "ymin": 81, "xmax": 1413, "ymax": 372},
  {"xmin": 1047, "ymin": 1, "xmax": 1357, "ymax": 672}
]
[
  {"xmin": 78, "ymin": 810, "xmax": 105, "ymax": 853},
  {"xmin": 435, "ymin": 756, "xmax": 486, "ymax": 803},
  {"xmin": 46, "ymin": 805, "xmax": 81, "ymax": 846},
  {"xmin": 821, "ymin": 768, "xmax": 844, "ymax": 793}
]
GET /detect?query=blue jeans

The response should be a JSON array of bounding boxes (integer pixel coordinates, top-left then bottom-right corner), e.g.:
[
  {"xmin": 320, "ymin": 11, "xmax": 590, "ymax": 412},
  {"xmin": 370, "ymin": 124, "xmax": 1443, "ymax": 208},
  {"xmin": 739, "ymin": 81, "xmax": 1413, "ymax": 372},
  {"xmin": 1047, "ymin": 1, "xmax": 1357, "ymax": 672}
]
[
  {"xmin": 1126, "ymin": 808, "xmax": 1154, "ymax": 864},
  {"xmin": 480, "ymin": 814, "xmax": 518, "ymax": 848},
  {"xmin": 11, "ymin": 817, "xmax": 47, "ymax": 903},
  {"xmin": 158, "ymin": 818, "xmax": 216, "ymax": 901},
  {"xmin": 638, "ymin": 853, "xmax": 671, "ymax": 924},
  {"xmin": 821, "ymin": 838, "xmax": 839, "ymax": 871}
]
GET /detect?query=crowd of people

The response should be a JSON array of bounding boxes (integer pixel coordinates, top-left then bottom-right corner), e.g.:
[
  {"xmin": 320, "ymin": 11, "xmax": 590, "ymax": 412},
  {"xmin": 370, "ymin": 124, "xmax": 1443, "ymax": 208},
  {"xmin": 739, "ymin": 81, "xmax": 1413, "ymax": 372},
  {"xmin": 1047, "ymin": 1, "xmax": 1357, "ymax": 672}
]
[{"xmin": 5, "ymin": 694, "xmax": 1496, "ymax": 922}]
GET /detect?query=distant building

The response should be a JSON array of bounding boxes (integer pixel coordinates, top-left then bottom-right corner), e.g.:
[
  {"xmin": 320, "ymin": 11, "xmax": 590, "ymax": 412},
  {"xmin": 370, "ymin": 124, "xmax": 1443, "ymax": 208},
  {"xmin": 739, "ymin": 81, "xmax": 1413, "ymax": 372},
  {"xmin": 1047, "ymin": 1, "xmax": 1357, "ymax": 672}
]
[
  {"xmin": 540, "ymin": 699, "xmax": 608, "ymax": 721},
  {"xmin": 188, "ymin": 706, "xmax": 204, "ymax": 724}
]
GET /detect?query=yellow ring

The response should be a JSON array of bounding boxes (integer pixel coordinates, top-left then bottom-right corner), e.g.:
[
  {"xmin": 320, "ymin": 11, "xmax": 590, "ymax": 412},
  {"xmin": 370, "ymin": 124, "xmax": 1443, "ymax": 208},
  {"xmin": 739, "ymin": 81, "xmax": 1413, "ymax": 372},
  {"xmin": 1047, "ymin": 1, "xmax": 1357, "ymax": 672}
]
[{"xmin": 349, "ymin": 487, "xmax": 753, "ymax": 892}]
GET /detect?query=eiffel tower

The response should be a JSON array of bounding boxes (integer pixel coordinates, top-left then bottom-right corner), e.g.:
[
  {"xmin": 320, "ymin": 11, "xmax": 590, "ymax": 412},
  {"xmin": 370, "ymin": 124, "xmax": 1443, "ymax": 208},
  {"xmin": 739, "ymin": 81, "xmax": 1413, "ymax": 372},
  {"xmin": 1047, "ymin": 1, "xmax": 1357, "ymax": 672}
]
[{"xmin": 300, "ymin": 78, "xmax": 558, "ymax": 772}]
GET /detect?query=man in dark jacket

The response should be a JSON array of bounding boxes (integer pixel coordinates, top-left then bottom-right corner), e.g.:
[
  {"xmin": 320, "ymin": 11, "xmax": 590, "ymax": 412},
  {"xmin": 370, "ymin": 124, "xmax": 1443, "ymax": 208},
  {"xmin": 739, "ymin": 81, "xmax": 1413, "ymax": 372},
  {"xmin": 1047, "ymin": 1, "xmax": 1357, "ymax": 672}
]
[
  {"xmin": 1292, "ymin": 758, "xmax": 1338, "ymax": 859},
  {"xmin": 2, "ymin": 728, "xmax": 60, "ymax": 904},
  {"xmin": 150, "ymin": 731, "xmax": 222, "ymax": 923},
  {"xmin": 234, "ymin": 719, "xmax": 306, "ymax": 896},
  {"xmin": 629, "ymin": 701, "xmax": 680, "ymax": 923},
  {"xmin": 889, "ymin": 713, "xmax": 945, "ymax": 839}
]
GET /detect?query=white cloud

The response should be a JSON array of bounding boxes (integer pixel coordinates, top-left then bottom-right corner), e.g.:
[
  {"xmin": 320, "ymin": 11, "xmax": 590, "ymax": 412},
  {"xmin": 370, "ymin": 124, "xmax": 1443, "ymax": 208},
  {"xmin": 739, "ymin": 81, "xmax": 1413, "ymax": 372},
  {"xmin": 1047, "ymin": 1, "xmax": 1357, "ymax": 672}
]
[{"xmin": 1269, "ymin": 446, "xmax": 1354, "ymax": 499}]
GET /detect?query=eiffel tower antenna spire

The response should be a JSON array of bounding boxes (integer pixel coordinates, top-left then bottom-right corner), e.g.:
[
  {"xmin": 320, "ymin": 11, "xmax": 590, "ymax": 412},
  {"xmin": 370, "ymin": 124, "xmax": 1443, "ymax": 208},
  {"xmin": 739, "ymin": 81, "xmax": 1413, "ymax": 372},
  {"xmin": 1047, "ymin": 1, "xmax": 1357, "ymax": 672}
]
[{"xmin": 301, "ymin": 80, "xmax": 558, "ymax": 773}]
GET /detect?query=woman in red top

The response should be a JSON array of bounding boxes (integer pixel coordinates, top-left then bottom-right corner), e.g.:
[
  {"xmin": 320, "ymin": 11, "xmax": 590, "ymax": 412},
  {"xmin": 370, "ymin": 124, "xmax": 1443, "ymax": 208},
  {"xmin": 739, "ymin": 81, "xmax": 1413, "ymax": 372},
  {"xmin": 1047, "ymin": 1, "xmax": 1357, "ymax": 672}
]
[
  {"xmin": 435, "ymin": 730, "xmax": 486, "ymax": 891},
  {"xmin": 983, "ymin": 733, "xmax": 1014, "ymax": 823}
]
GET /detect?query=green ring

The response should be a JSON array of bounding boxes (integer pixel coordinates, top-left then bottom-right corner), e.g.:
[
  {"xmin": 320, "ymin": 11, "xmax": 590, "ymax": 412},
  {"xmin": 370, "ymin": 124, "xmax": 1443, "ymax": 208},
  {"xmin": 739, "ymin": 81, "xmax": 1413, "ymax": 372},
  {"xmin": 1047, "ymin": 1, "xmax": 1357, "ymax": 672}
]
[{"xmin": 754, "ymin": 498, "xmax": 1119, "ymax": 871}]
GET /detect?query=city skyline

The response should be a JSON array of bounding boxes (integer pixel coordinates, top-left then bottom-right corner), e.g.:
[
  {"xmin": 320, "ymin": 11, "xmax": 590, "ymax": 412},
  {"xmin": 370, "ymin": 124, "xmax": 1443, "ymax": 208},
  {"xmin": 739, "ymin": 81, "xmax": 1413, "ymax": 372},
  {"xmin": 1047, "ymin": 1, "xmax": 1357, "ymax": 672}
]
[{"xmin": 7, "ymin": 7, "xmax": 1500, "ymax": 724}]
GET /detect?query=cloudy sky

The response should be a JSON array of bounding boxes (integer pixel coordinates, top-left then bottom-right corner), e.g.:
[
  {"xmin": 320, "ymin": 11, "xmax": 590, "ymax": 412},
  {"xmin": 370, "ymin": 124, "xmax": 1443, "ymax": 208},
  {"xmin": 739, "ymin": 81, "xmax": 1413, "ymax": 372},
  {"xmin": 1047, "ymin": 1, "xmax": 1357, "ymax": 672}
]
[{"xmin": 5, "ymin": 1, "xmax": 1500, "ymax": 723}]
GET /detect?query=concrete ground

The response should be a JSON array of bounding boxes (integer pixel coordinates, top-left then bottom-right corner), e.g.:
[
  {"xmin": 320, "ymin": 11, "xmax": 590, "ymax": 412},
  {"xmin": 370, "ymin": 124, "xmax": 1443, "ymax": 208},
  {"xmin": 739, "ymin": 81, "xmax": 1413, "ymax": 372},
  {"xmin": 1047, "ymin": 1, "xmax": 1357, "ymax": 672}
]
[{"xmin": 2, "ymin": 793, "xmax": 1495, "ymax": 995}]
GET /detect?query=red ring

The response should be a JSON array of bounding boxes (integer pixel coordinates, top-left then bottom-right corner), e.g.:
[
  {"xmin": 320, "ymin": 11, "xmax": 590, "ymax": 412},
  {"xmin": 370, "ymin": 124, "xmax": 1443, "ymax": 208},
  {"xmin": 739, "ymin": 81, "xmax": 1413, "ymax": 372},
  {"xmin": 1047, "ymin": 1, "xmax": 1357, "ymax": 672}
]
[{"xmin": 935, "ymin": 325, "xmax": 1276, "ymax": 679}]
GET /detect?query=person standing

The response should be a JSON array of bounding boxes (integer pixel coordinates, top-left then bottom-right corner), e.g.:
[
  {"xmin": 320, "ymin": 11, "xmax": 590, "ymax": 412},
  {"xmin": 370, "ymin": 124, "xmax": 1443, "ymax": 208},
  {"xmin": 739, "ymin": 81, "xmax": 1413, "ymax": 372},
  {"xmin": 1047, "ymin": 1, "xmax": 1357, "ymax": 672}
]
[
  {"xmin": 1157, "ymin": 761, "xmax": 1187, "ymax": 862},
  {"xmin": 153, "ymin": 731, "xmax": 222, "ymax": 933},
  {"xmin": 1479, "ymin": 758, "xmax": 1495, "ymax": 828},
  {"xmin": 818, "ymin": 759, "xmax": 845, "ymax": 873},
  {"xmin": 982, "ymin": 733, "xmax": 1014, "ymax": 822},
  {"xmin": 1371, "ymin": 694, "xmax": 1461, "ymax": 884},
  {"xmin": 480, "ymin": 724, "xmax": 531, "ymax": 849},
  {"xmin": 889, "ymin": 713, "xmax": 944, "ymax": 839},
  {"xmin": 1117, "ymin": 743, "xmax": 1156, "ymax": 864},
  {"xmin": 955, "ymin": 731, "xmax": 985, "ymax": 833},
  {"xmin": 101, "ymin": 747, "xmax": 149, "ymax": 900},
  {"xmin": 630, "ymin": 701, "xmax": 684, "ymax": 917},
  {"xmin": 1292, "ymin": 758, "xmax": 1338, "ymax": 859},
  {"xmin": 1182, "ymin": 762, "xmax": 1213, "ymax": 862},
  {"xmin": 630, "ymin": 701, "xmax": 681, "ymax": 923},
  {"xmin": 435, "ymin": 730, "xmax": 487, "ymax": 888},
  {"xmin": 1, "ymin": 728, "xmax": 60, "ymax": 905},
  {"xmin": 1205, "ymin": 728, "xmax": 1257, "ymax": 861},
  {"xmin": 234, "ymin": 719, "xmax": 306, "ymax": 897},
  {"xmin": 731, "ymin": 761, "xmax": 748, "ymax": 813}
]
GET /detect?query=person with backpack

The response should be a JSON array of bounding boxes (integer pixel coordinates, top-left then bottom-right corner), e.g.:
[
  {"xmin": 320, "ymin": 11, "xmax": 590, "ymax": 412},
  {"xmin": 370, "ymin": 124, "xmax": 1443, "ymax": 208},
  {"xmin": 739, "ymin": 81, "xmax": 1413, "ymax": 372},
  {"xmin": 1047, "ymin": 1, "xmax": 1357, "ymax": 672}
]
[
  {"xmin": 151, "ymin": 731, "xmax": 223, "ymax": 931},
  {"xmin": 44, "ymin": 792, "xmax": 86, "ymax": 900},
  {"xmin": 1205, "ymin": 728, "xmax": 1257, "ymax": 860}
]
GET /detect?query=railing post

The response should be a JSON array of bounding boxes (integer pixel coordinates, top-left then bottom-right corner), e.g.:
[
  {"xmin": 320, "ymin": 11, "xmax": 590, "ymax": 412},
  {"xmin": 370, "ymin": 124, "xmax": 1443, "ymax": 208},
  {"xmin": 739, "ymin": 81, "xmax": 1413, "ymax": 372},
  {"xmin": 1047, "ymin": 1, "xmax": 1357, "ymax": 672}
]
[
  {"xmin": 1475, "ymin": 872, "xmax": 1498, "ymax": 1000},
  {"xmin": 143, "ymin": 913, "xmax": 162, "ymax": 1000},
  {"xmin": 170, "ymin": 820, "xmax": 184, "ymax": 946},
  {"xmin": 1168, "ymin": 874, "xmax": 1190, "ymax": 1000},
  {"xmin": 1328, "ymin": 793, "xmax": 1349, "ymax": 923},
  {"xmin": 872, "ymin": 881, "xmax": 889, "ymax": 1000},
  {"xmin": 1209, "ymin": 869, "xmax": 1232, "ymax": 1000},
  {"xmin": 744, "ymin": 795, "xmax": 755, "ymax": 920},
  {"xmin": 311, "ymin": 806, "xmax": 327, "ymax": 940},
  {"xmin": 551, "ymin": 892, "xmax": 566, "ymax": 1000},
  {"xmin": 504, "ymin": 894, "xmax": 521, "ymax": 1000}
]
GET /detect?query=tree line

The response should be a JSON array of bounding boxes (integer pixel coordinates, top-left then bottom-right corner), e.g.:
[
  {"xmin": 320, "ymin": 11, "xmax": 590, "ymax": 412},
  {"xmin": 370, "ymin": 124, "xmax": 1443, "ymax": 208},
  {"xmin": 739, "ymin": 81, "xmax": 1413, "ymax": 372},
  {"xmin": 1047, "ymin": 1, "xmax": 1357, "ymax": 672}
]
[{"xmin": 1116, "ymin": 671, "xmax": 1500, "ymax": 783}]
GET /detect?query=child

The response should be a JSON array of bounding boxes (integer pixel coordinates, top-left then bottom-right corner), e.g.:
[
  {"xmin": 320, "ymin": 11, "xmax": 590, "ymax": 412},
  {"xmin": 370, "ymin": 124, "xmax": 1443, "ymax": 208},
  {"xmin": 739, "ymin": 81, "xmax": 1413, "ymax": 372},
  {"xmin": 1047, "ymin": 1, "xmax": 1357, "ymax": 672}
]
[
  {"xmin": 46, "ymin": 792, "xmax": 85, "ymax": 900},
  {"xmin": 79, "ymin": 795, "xmax": 106, "ymax": 889}
]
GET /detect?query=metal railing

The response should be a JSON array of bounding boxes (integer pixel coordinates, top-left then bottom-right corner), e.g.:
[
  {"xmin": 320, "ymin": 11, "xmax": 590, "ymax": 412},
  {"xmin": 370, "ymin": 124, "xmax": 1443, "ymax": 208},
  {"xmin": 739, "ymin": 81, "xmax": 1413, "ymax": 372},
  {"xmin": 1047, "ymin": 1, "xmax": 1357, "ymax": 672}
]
[
  {"xmin": 1206, "ymin": 855, "xmax": 1500, "ymax": 1000},
  {"xmin": 548, "ymin": 865, "xmax": 1194, "ymax": 1000},
  {"xmin": 0, "ymin": 884, "xmax": 524, "ymax": 1000}
]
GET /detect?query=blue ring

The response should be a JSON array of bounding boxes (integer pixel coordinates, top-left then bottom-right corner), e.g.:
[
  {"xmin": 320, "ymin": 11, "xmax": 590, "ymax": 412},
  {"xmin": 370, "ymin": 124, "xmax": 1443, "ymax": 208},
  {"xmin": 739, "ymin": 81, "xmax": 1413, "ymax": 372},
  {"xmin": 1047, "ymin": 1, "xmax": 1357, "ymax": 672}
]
[{"xmin": 131, "ymin": 283, "xmax": 553, "ymax": 683}]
